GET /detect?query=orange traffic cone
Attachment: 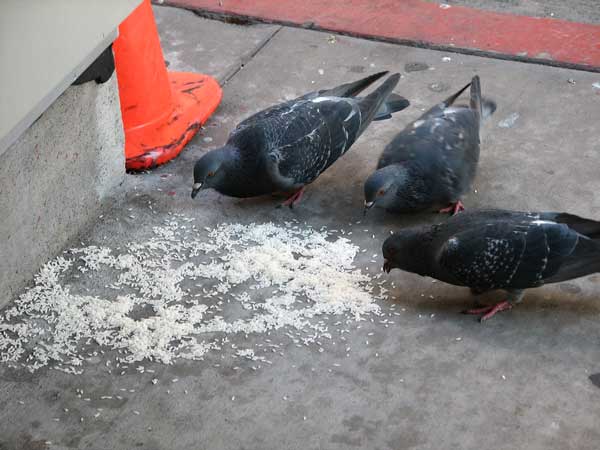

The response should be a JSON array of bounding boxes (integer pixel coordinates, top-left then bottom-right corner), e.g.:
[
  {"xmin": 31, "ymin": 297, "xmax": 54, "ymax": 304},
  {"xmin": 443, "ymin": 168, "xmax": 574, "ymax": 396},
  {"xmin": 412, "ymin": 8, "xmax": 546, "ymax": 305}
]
[{"xmin": 113, "ymin": 0, "xmax": 222, "ymax": 170}]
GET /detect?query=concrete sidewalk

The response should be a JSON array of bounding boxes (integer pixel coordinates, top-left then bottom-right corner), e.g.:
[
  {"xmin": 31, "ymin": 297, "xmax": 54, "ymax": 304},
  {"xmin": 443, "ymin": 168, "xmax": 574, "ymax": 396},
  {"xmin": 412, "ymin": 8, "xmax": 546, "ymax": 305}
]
[
  {"xmin": 426, "ymin": 0, "xmax": 600, "ymax": 24},
  {"xmin": 1, "ymin": 6, "xmax": 600, "ymax": 449}
]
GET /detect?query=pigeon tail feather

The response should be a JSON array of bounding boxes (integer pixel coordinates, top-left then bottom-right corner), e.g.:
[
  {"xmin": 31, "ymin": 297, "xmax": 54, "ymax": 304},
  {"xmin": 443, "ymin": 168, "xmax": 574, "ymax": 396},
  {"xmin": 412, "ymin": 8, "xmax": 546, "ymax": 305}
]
[
  {"xmin": 372, "ymin": 93, "xmax": 410, "ymax": 121},
  {"xmin": 544, "ymin": 239, "xmax": 600, "ymax": 284},
  {"xmin": 548, "ymin": 212, "xmax": 600, "ymax": 240},
  {"xmin": 469, "ymin": 75, "xmax": 482, "ymax": 120},
  {"xmin": 442, "ymin": 80, "xmax": 472, "ymax": 108},
  {"xmin": 322, "ymin": 71, "xmax": 389, "ymax": 98},
  {"xmin": 357, "ymin": 73, "xmax": 401, "ymax": 132}
]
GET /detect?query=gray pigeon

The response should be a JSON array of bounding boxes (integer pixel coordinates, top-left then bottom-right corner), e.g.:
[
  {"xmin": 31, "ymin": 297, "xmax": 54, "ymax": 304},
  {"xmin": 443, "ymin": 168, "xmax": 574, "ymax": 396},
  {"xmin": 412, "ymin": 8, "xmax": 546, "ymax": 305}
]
[
  {"xmin": 364, "ymin": 76, "xmax": 495, "ymax": 216},
  {"xmin": 382, "ymin": 209, "xmax": 600, "ymax": 321},
  {"xmin": 191, "ymin": 72, "xmax": 409, "ymax": 207}
]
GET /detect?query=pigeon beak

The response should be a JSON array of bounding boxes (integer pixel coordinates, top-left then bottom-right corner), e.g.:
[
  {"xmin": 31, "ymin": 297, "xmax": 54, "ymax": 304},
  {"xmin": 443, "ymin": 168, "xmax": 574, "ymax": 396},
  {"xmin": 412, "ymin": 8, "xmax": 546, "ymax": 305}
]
[
  {"xmin": 383, "ymin": 259, "xmax": 392, "ymax": 273},
  {"xmin": 191, "ymin": 183, "xmax": 203, "ymax": 199},
  {"xmin": 363, "ymin": 201, "xmax": 375, "ymax": 216}
]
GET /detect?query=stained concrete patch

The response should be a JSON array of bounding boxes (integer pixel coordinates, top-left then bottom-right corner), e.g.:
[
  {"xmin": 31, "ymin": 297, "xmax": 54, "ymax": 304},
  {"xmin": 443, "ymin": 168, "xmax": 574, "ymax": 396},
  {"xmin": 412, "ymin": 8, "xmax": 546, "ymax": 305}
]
[
  {"xmin": 405, "ymin": 62, "xmax": 430, "ymax": 72},
  {"xmin": 428, "ymin": 81, "xmax": 450, "ymax": 92},
  {"xmin": 0, "ymin": 433, "xmax": 49, "ymax": 450},
  {"xmin": 348, "ymin": 64, "xmax": 366, "ymax": 73},
  {"xmin": 559, "ymin": 283, "xmax": 582, "ymax": 295}
]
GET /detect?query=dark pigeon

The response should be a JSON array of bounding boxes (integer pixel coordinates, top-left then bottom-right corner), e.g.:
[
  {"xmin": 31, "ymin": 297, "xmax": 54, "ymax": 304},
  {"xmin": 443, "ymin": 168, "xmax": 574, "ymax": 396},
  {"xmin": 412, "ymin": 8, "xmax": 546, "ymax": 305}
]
[
  {"xmin": 364, "ymin": 76, "xmax": 496, "ymax": 216},
  {"xmin": 191, "ymin": 72, "xmax": 409, "ymax": 207},
  {"xmin": 382, "ymin": 209, "xmax": 600, "ymax": 321}
]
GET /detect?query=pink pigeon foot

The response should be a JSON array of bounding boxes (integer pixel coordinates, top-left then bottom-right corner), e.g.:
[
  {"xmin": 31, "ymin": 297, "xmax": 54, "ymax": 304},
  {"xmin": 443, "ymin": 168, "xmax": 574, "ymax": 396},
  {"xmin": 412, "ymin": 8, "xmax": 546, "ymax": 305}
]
[
  {"xmin": 463, "ymin": 300, "xmax": 513, "ymax": 322},
  {"xmin": 279, "ymin": 187, "xmax": 306, "ymax": 209},
  {"xmin": 439, "ymin": 200, "xmax": 465, "ymax": 215}
]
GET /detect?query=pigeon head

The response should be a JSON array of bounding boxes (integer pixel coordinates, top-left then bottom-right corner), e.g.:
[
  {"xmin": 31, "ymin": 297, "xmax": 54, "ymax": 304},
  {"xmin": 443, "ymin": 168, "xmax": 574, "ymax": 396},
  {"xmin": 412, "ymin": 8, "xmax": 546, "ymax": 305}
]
[
  {"xmin": 191, "ymin": 146, "xmax": 233, "ymax": 198},
  {"xmin": 363, "ymin": 165, "xmax": 408, "ymax": 214},
  {"xmin": 382, "ymin": 229, "xmax": 432, "ymax": 276}
]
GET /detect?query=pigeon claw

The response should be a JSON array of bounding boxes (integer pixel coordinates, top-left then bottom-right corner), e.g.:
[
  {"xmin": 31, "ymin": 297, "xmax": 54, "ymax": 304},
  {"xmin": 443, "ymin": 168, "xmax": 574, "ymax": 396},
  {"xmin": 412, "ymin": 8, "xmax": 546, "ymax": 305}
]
[
  {"xmin": 439, "ymin": 201, "xmax": 465, "ymax": 216},
  {"xmin": 280, "ymin": 187, "xmax": 306, "ymax": 209},
  {"xmin": 463, "ymin": 300, "xmax": 513, "ymax": 322}
]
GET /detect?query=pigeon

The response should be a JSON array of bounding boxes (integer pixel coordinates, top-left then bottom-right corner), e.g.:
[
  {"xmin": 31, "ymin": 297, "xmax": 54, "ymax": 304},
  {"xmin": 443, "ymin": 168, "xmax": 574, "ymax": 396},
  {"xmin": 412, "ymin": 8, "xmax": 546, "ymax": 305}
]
[
  {"xmin": 191, "ymin": 72, "xmax": 409, "ymax": 207},
  {"xmin": 382, "ymin": 209, "xmax": 600, "ymax": 321},
  {"xmin": 364, "ymin": 76, "xmax": 496, "ymax": 216}
]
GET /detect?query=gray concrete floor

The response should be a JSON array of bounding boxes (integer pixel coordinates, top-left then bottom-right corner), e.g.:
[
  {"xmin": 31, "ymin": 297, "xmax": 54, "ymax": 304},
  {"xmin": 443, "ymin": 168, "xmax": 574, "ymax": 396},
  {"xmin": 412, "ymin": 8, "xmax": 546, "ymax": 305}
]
[
  {"xmin": 426, "ymin": 0, "xmax": 600, "ymax": 24},
  {"xmin": 2, "ymin": 5, "xmax": 600, "ymax": 449}
]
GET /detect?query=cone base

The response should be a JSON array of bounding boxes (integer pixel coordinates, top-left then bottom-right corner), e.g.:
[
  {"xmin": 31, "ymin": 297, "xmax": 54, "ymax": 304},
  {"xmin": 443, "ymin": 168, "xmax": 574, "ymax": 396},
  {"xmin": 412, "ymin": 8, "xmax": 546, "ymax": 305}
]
[{"xmin": 125, "ymin": 72, "xmax": 222, "ymax": 171}]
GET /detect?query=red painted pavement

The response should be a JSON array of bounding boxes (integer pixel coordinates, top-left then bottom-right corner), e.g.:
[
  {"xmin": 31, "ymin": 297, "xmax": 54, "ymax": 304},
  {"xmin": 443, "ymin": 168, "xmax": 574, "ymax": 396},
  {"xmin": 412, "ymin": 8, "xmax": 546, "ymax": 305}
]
[{"xmin": 161, "ymin": 0, "xmax": 600, "ymax": 71}]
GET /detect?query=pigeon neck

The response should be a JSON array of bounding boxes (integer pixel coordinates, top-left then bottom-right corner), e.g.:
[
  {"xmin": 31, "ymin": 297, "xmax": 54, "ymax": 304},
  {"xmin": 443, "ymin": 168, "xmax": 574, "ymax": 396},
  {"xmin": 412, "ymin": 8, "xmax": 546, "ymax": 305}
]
[
  {"xmin": 409, "ymin": 229, "xmax": 438, "ymax": 276},
  {"xmin": 218, "ymin": 145, "xmax": 241, "ymax": 167}
]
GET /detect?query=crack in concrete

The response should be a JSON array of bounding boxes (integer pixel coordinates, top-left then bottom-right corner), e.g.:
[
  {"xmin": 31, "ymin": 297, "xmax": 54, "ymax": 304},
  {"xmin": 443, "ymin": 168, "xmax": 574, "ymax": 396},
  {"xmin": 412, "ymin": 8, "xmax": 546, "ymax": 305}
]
[{"xmin": 217, "ymin": 26, "xmax": 283, "ymax": 85}]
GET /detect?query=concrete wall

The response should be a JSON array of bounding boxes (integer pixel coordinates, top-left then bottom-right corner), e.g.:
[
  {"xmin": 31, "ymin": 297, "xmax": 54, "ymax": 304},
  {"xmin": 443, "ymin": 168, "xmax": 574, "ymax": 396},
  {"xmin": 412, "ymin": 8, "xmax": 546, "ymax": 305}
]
[
  {"xmin": 0, "ymin": 0, "xmax": 141, "ymax": 155},
  {"xmin": 0, "ymin": 74, "xmax": 124, "ymax": 307}
]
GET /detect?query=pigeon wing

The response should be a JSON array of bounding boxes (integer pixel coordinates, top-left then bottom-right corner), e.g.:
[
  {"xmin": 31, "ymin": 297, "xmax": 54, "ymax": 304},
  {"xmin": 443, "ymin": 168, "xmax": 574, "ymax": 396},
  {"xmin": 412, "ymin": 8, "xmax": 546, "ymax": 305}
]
[
  {"xmin": 438, "ymin": 221, "xmax": 582, "ymax": 290},
  {"xmin": 377, "ymin": 107, "xmax": 479, "ymax": 193},
  {"xmin": 438, "ymin": 224, "xmax": 528, "ymax": 290},
  {"xmin": 267, "ymin": 97, "xmax": 361, "ymax": 187},
  {"xmin": 233, "ymin": 100, "xmax": 300, "ymax": 133}
]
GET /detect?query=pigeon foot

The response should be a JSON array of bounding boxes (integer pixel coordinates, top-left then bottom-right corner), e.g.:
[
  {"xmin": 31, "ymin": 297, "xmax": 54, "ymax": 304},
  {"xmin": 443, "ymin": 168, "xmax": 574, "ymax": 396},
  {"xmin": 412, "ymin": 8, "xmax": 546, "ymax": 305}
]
[
  {"xmin": 463, "ymin": 300, "xmax": 512, "ymax": 322},
  {"xmin": 280, "ymin": 187, "xmax": 306, "ymax": 209},
  {"xmin": 439, "ymin": 200, "xmax": 465, "ymax": 215}
]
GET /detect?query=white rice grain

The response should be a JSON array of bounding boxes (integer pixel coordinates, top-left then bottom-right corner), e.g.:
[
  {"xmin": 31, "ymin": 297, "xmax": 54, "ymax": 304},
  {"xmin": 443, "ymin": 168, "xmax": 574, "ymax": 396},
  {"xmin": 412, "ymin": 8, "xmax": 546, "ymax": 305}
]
[{"xmin": 0, "ymin": 220, "xmax": 387, "ymax": 373}]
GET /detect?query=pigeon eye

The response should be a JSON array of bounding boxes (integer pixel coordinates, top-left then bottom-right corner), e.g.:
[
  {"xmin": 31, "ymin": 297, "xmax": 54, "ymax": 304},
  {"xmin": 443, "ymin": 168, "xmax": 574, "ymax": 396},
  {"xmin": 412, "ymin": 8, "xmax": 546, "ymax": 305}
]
[
  {"xmin": 207, "ymin": 171, "xmax": 215, "ymax": 177},
  {"xmin": 377, "ymin": 189, "xmax": 385, "ymax": 196}
]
